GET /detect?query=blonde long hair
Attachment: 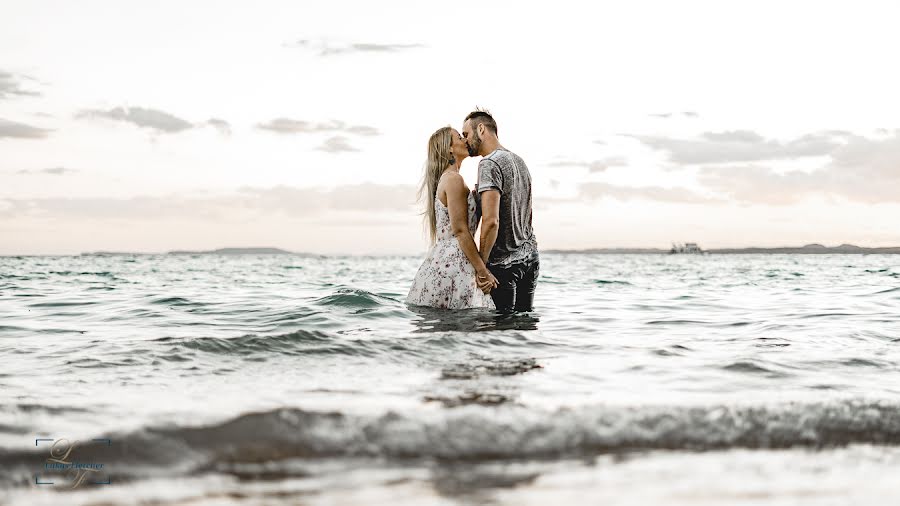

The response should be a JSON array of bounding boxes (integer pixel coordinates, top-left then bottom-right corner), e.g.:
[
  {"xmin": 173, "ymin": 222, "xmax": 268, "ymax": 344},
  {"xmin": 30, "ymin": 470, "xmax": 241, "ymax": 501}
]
[{"xmin": 418, "ymin": 126, "xmax": 455, "ymax": 244}]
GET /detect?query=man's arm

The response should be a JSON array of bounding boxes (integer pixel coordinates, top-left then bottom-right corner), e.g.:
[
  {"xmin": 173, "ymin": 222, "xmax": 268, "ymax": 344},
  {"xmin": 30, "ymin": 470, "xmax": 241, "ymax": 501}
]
[{"xmin": 479, "ymin": 189, "xmax": 501, "ymax": 265}]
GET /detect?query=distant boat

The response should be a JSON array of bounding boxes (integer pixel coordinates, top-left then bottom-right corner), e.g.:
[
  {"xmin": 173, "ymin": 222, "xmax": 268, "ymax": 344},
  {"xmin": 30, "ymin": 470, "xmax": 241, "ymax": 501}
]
[{"xmin": 669, "ymin": 242, "xmax": 705, "ymax": 254}]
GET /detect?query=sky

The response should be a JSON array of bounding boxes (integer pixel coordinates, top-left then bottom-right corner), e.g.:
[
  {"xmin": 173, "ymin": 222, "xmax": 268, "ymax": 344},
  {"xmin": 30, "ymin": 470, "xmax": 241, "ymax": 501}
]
[{"xmin": 2, "ymin": 0, "xmax": 900, "ymax": 255}]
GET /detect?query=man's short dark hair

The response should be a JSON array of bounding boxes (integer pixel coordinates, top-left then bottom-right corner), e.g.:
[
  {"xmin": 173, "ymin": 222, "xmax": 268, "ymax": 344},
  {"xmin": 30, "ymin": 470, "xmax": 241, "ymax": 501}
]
[{"xmin": 465, "ymin": 108, "xmax": 498, "ymax": 136}]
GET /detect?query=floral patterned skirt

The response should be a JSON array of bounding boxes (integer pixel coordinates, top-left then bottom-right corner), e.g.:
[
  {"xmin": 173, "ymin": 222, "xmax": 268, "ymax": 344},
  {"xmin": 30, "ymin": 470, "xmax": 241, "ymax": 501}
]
[{"xmin": 406, "ymin": 239, "xmax": 495, "ymax": 310}]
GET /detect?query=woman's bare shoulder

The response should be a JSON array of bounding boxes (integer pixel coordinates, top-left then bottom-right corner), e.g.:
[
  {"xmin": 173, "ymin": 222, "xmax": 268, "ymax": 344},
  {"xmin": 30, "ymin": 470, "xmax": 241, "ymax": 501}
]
[{"xmin": 440, "ymin": 172, "xmax": 469, "ymax": 192}]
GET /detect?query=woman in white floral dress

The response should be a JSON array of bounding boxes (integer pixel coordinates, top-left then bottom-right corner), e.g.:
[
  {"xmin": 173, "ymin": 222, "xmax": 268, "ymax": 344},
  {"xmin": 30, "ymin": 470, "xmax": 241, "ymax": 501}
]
[{"xmin": 407, "ymin": 126, "xmax": 497, "ymax": 309}]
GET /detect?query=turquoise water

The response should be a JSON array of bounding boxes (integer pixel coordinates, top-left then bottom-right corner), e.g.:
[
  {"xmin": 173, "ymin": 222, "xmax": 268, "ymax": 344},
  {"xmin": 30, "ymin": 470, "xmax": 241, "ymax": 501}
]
[{"xmin": 1, "ymin": 253, "xmax": 899, "ymax": 505}]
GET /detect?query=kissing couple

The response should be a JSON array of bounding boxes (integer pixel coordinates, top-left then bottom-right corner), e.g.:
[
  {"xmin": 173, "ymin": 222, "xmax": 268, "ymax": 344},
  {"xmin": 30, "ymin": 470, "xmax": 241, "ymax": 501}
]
[{"xmin": 406, "ymin": 109, "xmax": 539, "ymax": 313}]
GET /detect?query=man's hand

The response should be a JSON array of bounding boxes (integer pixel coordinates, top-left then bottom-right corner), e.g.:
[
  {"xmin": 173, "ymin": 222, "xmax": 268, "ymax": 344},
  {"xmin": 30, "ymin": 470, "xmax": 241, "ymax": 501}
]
[{"xmin": 476, "ymin": 269, "xmax": 498, "ymax": 294}]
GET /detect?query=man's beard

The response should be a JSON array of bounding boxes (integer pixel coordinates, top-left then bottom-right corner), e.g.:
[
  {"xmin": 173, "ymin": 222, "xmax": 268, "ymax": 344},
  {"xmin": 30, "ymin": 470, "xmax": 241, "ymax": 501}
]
[{"xmin": 466, "ymin": 134, "xmax": 481, "ymax": 156}]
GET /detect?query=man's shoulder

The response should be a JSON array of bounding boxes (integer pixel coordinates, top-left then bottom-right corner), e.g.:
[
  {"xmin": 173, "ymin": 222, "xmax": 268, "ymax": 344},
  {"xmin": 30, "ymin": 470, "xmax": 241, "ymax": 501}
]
[
  {"xmin": 477, "ymin": 152, "xmax": 503, "ymax": 174},
  {"xmin": 483, "ymin": 148, "xmax": 519, "ymax": 167}
]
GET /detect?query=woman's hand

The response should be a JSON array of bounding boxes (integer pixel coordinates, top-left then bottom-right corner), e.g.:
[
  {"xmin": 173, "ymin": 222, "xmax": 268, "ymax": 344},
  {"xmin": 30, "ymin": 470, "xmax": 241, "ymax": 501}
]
[{"xmin": 476, "ymin": 269, "xmax": 498, "ymax": 294}]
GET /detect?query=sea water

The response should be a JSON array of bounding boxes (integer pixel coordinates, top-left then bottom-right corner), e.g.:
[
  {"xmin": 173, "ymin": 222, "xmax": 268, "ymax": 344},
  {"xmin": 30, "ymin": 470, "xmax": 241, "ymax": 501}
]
[{"xmin": 1, "ymin": 253, "xmax": 899, "ymax": 505}]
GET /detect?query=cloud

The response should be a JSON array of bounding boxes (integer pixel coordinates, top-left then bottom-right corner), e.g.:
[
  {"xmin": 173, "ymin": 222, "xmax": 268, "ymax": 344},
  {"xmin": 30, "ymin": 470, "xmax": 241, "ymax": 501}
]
[
  {"xmin": 701, "ymin": 130, "xmax": 765, "ymax": 143},
  {"xmin": 347, "ymin": 43, "xmax": 423, "ymax": 53},
  {"xmin": 76, "ymin": 106, "xmax": 231, "ymax": 136},
  {"xmin": 0, "ymin": 184, "xmax": 417, "ymax": 220},
  {"xmin": 256, "ymin": 118, "xmax": 380, "ymax": 136},
  {"xmin": 698, "ymin": 130, "xmax": 900, "ymax": 204},
  {"xmin": 548, "ymin": 156, "xmax": 627, "ymax": 172},
  {"xmin": 16, "ymin": 167, "xmax": 78, "ymax": 175},
  {"xmin": 238, "ymin": 184, "xmax": 414, "ymax": 213},
  {"xmin": 699, "ymin": 166, "xmax": 819, "ymax": 205},
  {"xmin": 344, "ymin": 125, "xmax": 380, "ymax": 136},
  {"xmin": 286, "ymin": 39, "xmax": 424, "ymax": 56},
  {"xmin": 206, "ymin": 118, "xmax": 231, "ymax": 136},
  {"xmin": 316, "ymin": 136, "xmax": 359, "ymax": 153},
  {"xmin": 629, "ymin": 130, "xmax": 844, "ymax": 164},
  {"xmin": 578, "ymin": 182, "xmax": 717, "ymax": 204},
  {"xmin": 77, "ymin": 106, "xmax": 194, "ymax": 133},
  {"xmin": 649, "ymin": 111, "xmax": 699, "ymax": 119},
  {"xmin": 0, "ymin": 117, "xmax": 52, "ymax": 139},
  {"xmin": 821, "ymin": 130, "xmax": 855, "ymax": 138},
  {"xmin": 255, "ymin": 118, "xmax": 376, "ymax": 153},
  {"xmin": 0, "ymin": 70, "xmax": 40, "ymax": 99}
]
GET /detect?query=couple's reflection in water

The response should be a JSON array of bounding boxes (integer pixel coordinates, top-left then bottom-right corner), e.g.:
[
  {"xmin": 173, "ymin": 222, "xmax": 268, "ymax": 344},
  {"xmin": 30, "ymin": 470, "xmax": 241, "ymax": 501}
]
[
  {"xmin": 406, "ymin": 305, "xmax": 545, "ymax": 500},
  {"xmin": 408, "ymin": 305, "xmax": 540, "ymax": 333}
]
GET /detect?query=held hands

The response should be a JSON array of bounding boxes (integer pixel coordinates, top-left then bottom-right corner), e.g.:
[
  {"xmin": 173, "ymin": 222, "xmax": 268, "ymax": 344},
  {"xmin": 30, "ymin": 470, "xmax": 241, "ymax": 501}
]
[{"xmin": 476, "ymin": 269, "xmax": 499, "ymax": 294}]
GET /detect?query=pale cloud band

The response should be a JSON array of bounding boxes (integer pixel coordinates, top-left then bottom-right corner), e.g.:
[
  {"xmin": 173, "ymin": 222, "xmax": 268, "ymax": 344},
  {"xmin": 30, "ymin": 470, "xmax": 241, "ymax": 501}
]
[
  {"xmin": 628, "ymin": 129, "xmax": 848, "ymax": 164},
  {"xmin": 0, "ymin": 70, "xmax": 40, "ymax": 99},
  {"xmin": 206, "ymin": 118, "xmax": 232, "ymax": 136},
  {"xmin": 576, "ymin": 128, "xmax": 900, "ymax": 205},
  {"xmin": 0, "ymin": 183, "xmax": 417, "ymax": 221},
  {"xmin": 700, "ymin": 132, "xmax": 900, "ymax": 204},
  {"xmin": 256, "ymin": 118, "xmax": 381, "ymax": 153},
  {"xmin": 579, "ymin": 182, "xmax": 718, "ymax": 204},
  {"xmin": 649, "ymin": 111, "xmax": 699, "ymax": 119},
  {"xmin": 285, "ymin": 39, "xmax": 425, "ymax": 56},
  {"xmin": 256, "ymin": 118, "xmax": 380, "ymax": 136},
  {"xmin": 680, "ymin": 130, "xmax": 900, "ymax": 204},
  {"xmin": 316, "ymin": 136, "xmax": 358, "ymax": 153},
  {"xmin": 16, "ymin": 167, "xmax": 78, "ymax": 175},
  {"xmin": 0, "ymin": 117, "xmax": 52, "ymax": 139},
  {"xmin": 547, "ymin": 157, "xmax": 628, "ymax": 172},
  {"xmin": 76, "ymin": 106, "xmax": 231, "ymax": 135}
]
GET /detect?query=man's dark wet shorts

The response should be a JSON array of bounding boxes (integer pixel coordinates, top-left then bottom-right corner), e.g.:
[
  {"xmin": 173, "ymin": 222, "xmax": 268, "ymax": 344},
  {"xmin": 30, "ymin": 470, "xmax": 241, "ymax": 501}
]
[{"xmin": 487, "ymin": 252, "xmax": 539, "ymax": 313}]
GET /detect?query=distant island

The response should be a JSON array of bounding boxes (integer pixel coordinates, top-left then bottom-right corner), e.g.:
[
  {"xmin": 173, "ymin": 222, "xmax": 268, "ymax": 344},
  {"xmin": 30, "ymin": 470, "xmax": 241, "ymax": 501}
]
[
  {"xmin": 545, "ymin": 244, "xmax": 900, "ymax": 254},
  {"xmin": 79, "ymin": 247, "xmax": 319, "ymax": 256},
  {"xmin": 707, "ymin": 243, "xmax": 900, "ymax": 254},
  {"xmin": 167, "ymin": 247, "xmax": 296, "ymax": 255}
]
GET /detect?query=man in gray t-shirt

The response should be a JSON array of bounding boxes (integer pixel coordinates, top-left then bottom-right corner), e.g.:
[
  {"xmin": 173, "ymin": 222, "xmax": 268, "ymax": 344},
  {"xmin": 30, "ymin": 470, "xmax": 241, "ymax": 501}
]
[{"xmin": 462, "ymin": 109, "xmax": 539, "ymax": 313}]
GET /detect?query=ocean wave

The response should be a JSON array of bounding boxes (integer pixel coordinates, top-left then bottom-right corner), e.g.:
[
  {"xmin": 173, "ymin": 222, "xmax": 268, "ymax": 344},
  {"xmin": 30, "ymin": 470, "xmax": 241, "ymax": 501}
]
[
  {"xmin": 153, "ymin": 329, "xmax": 359, "ymax": 356},
  {"xmin": 144, "ymin": 400, "xmax": 900, "ymax": 458},
  {"xmin": 149, "ymin": 327, "xmax": 432, "ymax": 358},
  {"xmin": 4, "ymin": 399, "xmax": 900, "ymax": 486},
  {"xmin": 313, "ymin": 288, "xmax": 398, "ymax": 309},
  {"xmin": 722, "ymin": 360, "xmax": 791, "ymax": 377},
  {"xmin": 148, "ymin": 296, "xmax": 204, "ymax": 307},
  {"xmin": 47, "ymin": 270, "xmax": 119, "ymax": 278},
  {"xmin": 150, "ymin": 328, "xmax": 547, "ymax": 360},
  {"xmin": 26, "ymin": 300, "xmax": 100, "ymax": 308}
]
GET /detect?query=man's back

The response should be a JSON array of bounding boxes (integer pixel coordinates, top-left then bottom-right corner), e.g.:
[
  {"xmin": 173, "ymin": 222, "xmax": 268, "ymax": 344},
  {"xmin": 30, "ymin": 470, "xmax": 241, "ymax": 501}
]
[{"xmin": 477, "ymin": 148, "xmax": 538, "ymax": 267}]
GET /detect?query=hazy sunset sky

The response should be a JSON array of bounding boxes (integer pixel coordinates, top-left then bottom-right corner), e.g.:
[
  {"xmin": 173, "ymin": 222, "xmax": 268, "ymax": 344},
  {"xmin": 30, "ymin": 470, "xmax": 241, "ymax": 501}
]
[{"xmin": 2, "ymin": 0, "xmax": 899, "ymax": 255}]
